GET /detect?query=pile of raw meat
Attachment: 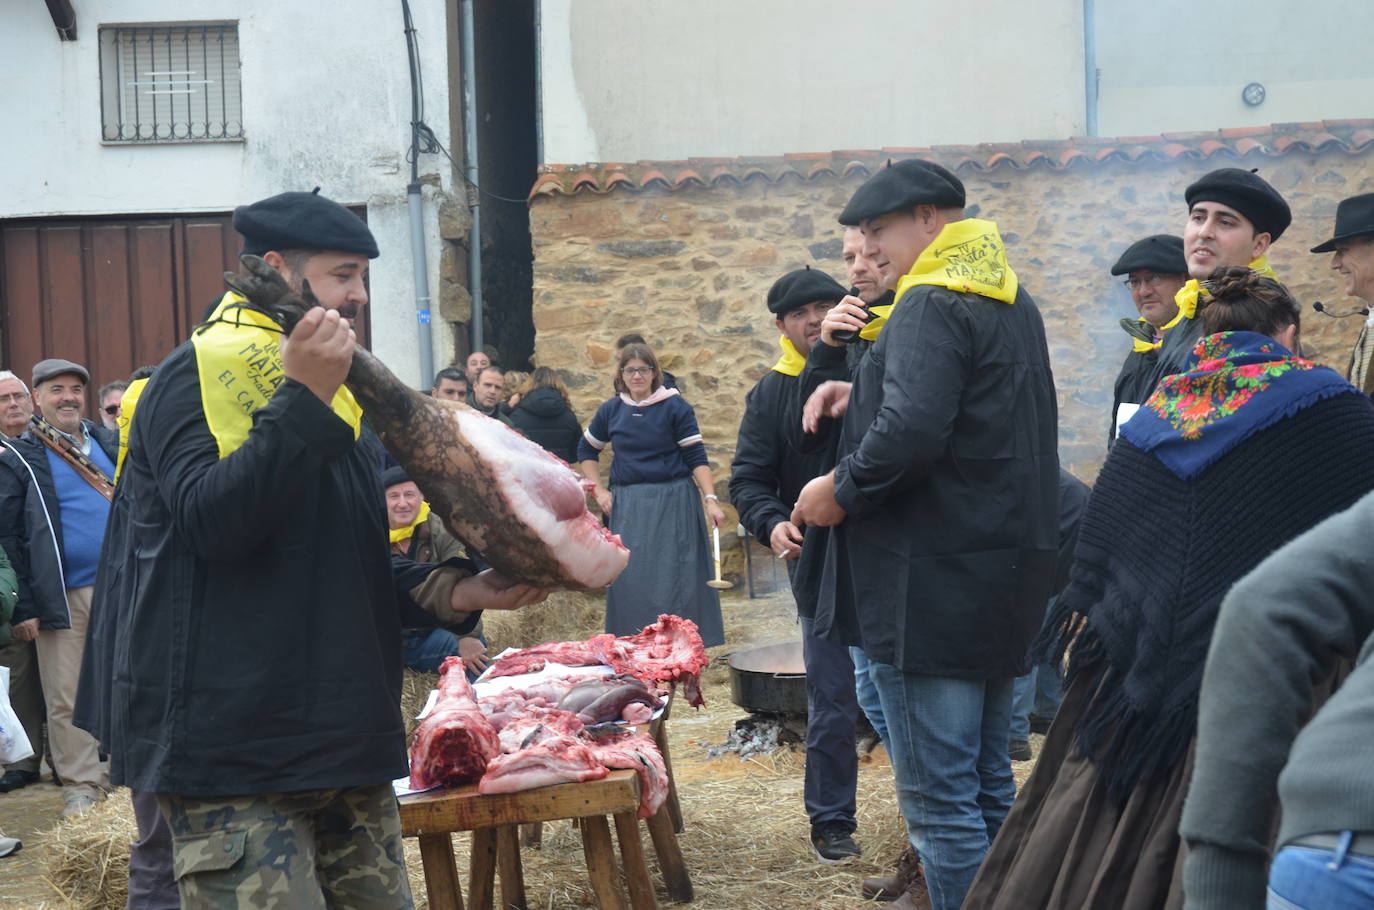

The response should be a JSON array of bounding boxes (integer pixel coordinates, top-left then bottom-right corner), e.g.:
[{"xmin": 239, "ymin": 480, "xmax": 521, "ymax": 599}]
[{"xmin": 407, "ymin": 614, "xmax": 708, "ymax": 818}]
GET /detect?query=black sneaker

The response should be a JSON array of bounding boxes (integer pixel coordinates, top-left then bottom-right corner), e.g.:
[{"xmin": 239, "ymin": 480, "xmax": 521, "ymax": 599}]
[
  {"xmin": 811, "ymin": 822, "xmax": 861, "ymax": 864},
  {"xmin": 1009, "ymin": 739, "xmax": 1033, "ymax": 762},
  {"xmin": 1029, "ymin": 713, "xmax": 1054, "ymax": 735}
]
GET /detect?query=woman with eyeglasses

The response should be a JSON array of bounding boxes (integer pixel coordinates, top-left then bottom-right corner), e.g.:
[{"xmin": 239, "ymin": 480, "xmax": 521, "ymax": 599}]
[{"xmin": 576, "ymin": 343, "xmax": 726, "ymax": 646}]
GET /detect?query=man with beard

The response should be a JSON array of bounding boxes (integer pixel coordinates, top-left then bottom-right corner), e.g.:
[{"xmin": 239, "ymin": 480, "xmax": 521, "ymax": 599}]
[
  {"xmin": 793, "ymin": 160, "xmax": 1058, "ymax": 910},
  {"xmin": 728, "ymin": 267, "xmax": 861, "ymax": 864},
  {"xmin": 1107, "ymin": 235, "xmax": 1189, "ymax": 441}
]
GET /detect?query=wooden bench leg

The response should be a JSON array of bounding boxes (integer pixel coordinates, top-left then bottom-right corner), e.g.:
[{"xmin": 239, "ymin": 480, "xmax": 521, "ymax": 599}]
[
  {"xmin": 468, "ymin": 828, "xmax": 499, "ymax": 910},
  {"xmin": 644, "ymin": 807, "xmax": 693, "ymax": 903},
  {"xmin": 651, "ymin": 719, "xmax": 684, "ymax": 834},
  {"xmin": 417, "ymin": 833, "xmax": 466, "ymax": 910},
  {"xmin": 519, "ymin": 822, "xmax": 543, "ymax": 847},
  {"xmin": 496, "ymin": 824, "xmax": 528, "ymax": 910},
  {"xmin": 580, "ymin": 816, "xmax": 629, "ymax": 910},
  {"xmin": 613, "ymin": 810, "xmax": 658, "ymax": 910}
]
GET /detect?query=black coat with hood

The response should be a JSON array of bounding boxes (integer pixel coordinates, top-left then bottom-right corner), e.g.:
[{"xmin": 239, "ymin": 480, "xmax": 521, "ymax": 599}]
[
  {"xmin": 0, "ymin": 420, "xmax": 118, "ymax": 629},
  {"xmin": 508, "ymin": 386, "xmax": 581, "ymax": 463}
]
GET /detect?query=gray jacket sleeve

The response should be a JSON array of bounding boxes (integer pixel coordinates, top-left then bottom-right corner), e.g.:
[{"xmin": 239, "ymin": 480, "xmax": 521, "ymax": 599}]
[{"xmin": 1181, "ymin": 490, "xmax": 1374, "ymax": 909}]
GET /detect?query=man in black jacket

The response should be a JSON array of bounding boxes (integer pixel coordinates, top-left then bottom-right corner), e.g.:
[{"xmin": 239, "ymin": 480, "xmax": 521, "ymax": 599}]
[
  {"xmin": 1107, "ymin": 235, "xmax": 1188, "ymax": 442},
  {"xmin": 82, "ymin": 191, "xmax": 543, "ymax": 909},
  {"xmin": 728, "ymin": 267, "xmax": 860, "ymax": 863},
  {"xmin": 794, "ymin": 160, "xmax": 1059, "ymax": 910},
  {"xmin": 0, "ymin": 358, "xmax": 116, "ymax": 816}
]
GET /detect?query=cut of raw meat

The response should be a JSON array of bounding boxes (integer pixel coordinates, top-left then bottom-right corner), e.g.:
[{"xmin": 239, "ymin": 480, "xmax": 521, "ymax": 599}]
[
  {"xmin": 589, "ymin": 732, "xmax": 670, "ymax": 819},
  {"xmin": 225, "ymin": 255, "xmax": 630, "ymax": 590},
  {"xmin": 497, "ymin": 707, "xmax": 587, "ymax": 753},
  {"xmin": 601, "ymin": 615, "xmax": 710, "ymax": 706},
  {"xmin": 484, "ymin": 637, "xmax": 615, "ymax": 679},
  {"xmin": 478, "ymin": 735, "xmax": 610, "ymax": 794},
  {"xmin": 408, "ymin": 658, "xmax": 501, "ymax": 790},
  {"xmin": 556, "ymin": 675, "xmax": 663, "ymax": 725}
]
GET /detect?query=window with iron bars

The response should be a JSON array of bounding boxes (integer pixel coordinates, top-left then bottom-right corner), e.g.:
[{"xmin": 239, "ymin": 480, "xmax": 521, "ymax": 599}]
[{"xmin": 98, "ymin": 23, "xmax": 243, "ymax": 143}]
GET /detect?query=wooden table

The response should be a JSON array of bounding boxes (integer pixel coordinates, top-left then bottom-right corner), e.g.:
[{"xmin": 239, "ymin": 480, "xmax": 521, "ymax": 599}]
[{"xmin": 399, "ymin": 769, "xmax": 692, "ymax": 910}]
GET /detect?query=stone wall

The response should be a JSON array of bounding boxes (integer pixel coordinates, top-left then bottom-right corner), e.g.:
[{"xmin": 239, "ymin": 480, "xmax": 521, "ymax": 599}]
[{"xmin": 529, "ymin": 146, "xmax": 1374, "ymax": 569}]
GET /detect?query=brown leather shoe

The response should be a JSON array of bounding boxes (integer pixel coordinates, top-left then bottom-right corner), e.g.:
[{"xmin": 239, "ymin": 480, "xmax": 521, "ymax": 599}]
[
  {"xmin": 860, "ymin": 843, "xmax": 921, "ymax": 901},
  {"xmin": 895, "ymin": 863, "xmax": 932, "ymax": 910}
]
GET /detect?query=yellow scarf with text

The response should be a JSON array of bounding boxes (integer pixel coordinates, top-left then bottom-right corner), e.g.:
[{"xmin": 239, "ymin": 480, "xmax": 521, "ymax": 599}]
[
  {"xmin": 113, "ymin": 377, "xmax": 149, "ymax": 482},
  {"xmin": 770, "ymin": 336, "xmax": 807, "ymax": 377},
  {"xmin": 192, "ymin": 292, "xmax": 362, "ymax": 459},
  {"xmin": 862, "ymin": 219, "xmax": 1019, "ymax": 341},
  {"xmin": 390, "ymin": 501, "xmax": 432, "ymax": 544}
]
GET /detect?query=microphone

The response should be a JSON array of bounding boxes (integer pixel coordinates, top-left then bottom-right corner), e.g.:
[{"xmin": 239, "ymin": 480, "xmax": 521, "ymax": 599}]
[
  {"xmin": 832, "ymin": 287, "xmax": 869, "ymax": 344},
  {"xmin": 1313, "ymin": 301, "xmax": 1371, "ymax": 318}
]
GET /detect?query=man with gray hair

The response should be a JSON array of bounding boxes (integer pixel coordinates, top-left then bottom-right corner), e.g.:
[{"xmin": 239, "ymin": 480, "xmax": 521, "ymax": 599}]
[
  {"xmin": 0, "ymin": 371, "xmax": 31, "ymax": 439},
  {"xmin": 0, "ymin": 358, "xmax": 116, "ymax": 815}
]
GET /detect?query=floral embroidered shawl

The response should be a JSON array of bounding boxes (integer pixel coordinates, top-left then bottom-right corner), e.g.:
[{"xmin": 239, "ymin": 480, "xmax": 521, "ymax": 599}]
[{"xmin": 1120, "ymin": 330, "xmax": 1352, "ymax": 481}]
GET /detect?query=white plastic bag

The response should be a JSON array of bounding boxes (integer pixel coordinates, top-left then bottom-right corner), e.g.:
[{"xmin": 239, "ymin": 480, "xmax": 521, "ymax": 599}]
[{"xmin": 0, "ymin": 665, "xmax": 34, "ymax": 764}]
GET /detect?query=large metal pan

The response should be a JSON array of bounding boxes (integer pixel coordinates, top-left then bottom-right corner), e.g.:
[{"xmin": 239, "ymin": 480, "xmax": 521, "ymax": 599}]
[{"xmin": 727, "ymin": 640, "xmax": 807, "ymax": 715}]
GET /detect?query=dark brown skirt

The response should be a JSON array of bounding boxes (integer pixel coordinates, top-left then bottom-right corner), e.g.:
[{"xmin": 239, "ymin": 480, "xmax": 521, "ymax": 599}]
[{"xmin": 962, "ymin": 674, "xmax": 1193, "ymax": 910}]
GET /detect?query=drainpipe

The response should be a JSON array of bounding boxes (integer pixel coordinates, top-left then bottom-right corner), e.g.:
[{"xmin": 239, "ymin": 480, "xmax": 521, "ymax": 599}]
[
  {"xmin": 1083, "ymin": 0, "xmax": 1099, "ymax": 136},
  {"xmin": 403, "ymin": 0, "xmax": 433, "ymax": 388},
  {"xmin": 459, "ymin": 0, "xmax": 484, "ymax": 354}
]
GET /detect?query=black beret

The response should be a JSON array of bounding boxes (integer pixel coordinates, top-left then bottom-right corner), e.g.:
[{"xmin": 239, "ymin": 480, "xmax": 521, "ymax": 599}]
[
  {"xmin": 381, "ymin": 466, "xmax": 412, "ymax": 490},
  {"xmin": 766, "ymin": 267, "xmax": 848, "ymax": 315},
  {"xmin": 839, "ymin": 159, "xmax": 966, "ymax": 226},
  {"xmin": 1110, "ymin": 234, "xmax": 1188, "ymax": 276},
  {"xmin": 234, "ymin": 190, "xmax": 380, "ymax": 258},
  {"xmin": 1184, "ymin": 168, "xmax": 1291, "ymax": 241}
]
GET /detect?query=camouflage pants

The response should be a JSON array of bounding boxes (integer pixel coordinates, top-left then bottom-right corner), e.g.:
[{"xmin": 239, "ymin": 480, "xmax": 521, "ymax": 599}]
[{"xmin": 157, "ymin": 783, "xmax": 414, "ymax": 910}]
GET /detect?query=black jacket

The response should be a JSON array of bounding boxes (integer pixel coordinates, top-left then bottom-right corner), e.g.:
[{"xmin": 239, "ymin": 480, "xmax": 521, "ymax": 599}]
[
  {"xmin": 817, "ymin": 283, "xmax": 1060, "ymax": 678},
  {"xmin": 0, "ymin": 420, "xmax": 118, "ymax": 628},
  {"xmin": 728, "ymin": 366, "xmax": 835, "ymax": 615},
  {"xmin": 1109, "ymin": 337, "xmax": 1161, "ymax": 445},
  {"xmin": 79, "ymin": 342, "xmax": 408, "ymax": 796},
  {"xmin": 508, "ymin": 387, "xmax": 581, "ymax": 462}
]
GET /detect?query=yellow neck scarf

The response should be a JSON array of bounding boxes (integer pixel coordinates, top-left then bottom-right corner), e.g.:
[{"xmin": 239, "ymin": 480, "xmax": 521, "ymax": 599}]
[
  {"xmin": 770, "ymin": 335, "xmax": 807, "ymax": 377},
  {"xmin": 192, "ymin": 292, "xmax": 362, "ymax": 459},
  {"xmin": 389, "ymin": 501, "xmax": 432, "ymax": 544},
  {"xmin": 863, "ymin": 218, "xmax": 1019, "ymax": 341},
  {"xmin": 114, "ymin": 377, "xmax": 149, "ymax": 483}
]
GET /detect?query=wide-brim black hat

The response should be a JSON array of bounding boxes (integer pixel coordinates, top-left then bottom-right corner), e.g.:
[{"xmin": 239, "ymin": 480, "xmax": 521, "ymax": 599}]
[
  {"xmin": 766, "ymin": 267, "xmax": 848, "ymax": 314},
  {"xmin": 1311, "ymin": 193, "xmax": 1374, "ymax": 253},
  {"xmin": 1110, "ymin": 234, "xmax": 1188, "ymax": 276},
  {"xmin": 1184, "ymin": 168, "xmax": 1291, "ymax": 241},
  {"xmin": 839, "ymin": 159, "xmax": 965, "ymax": 226},
  {"xmin": 234, "ymin": 189, "xmax": 380, "ymax": 258}
]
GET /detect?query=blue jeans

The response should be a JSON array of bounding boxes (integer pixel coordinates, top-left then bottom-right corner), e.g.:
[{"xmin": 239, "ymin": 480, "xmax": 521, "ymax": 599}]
[
  {"xmin": 1269, "ymin": 836, "xmax": 1374, "ymax": 909},
  {"xmin": 868, "ymin": 662, "xmax": 1015, "ymax": 910},
  {"xmin": 850, "ymin": 646, "xmax": 890, "ymax": 750},
  {"xmin": 1009, "ymin": 661, "xmax": 1065, "ymax": 741},
  {"xmin": 402, "ymin": 628, "xmax": 484, "ymax": 683}
]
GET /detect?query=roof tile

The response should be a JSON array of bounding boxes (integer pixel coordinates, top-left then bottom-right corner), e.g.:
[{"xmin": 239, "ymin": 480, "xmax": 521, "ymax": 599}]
[{"xmin": 528, "ymin": 120, "xmax": 1374, "ymax": 199}]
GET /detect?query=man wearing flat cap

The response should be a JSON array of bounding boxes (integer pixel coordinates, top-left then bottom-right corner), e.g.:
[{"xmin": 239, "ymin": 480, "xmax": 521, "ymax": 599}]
[
  {"xmin": 729, "ymin": 267, "xmax": 870, "ymax": 865},
  {"xmin": 792, "ymin": 159, "xmax": 1059, "ymax": 910},
  {"xmin": 1148, "ymin": 167, "xmax": 1291, "ymax": 386},
  {"xmin": 1108, "ymin": 235, "xmax": 1189, "ymax": 441},
  {"xmin": 1312, "ymin": 192, "xmax": 1374, "ymax": 397},
  {"xmin": 80, "ymin": 190, "xmax": 545, "ymax": 909},
  {"xmin": 0, "ymin": 358, "xmax": 116, "ymax": 818}
]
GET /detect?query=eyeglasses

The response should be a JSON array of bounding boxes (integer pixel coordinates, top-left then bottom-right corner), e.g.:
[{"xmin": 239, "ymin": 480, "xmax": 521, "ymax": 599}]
[
  {"xmin": 1123, "ymin": 273, "xmax": 1172, "ymax": 290},
  {"xmin": 0, "ymin": 393, "xmax": 28, "ymax": 404},
  {"xmin": 621, "ymin": 367, "xmax": 653, "ymax": 376},
  {"xmin": 103, "ymin": 404, "xmax": 120, "ymax": 416}
]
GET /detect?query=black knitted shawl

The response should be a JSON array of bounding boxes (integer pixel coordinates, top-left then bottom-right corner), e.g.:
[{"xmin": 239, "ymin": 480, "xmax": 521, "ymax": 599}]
[{"xmin": 1042, "ymin": 391, "xmax": 1374, "ymax": 805}]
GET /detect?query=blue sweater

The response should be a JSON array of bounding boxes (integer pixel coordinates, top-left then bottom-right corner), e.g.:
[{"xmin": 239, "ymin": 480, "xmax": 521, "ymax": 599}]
[
  {"xmin": 45, "ymin": 442, "xmax": 115, "ymax": 588},
  {"xmin": 577, "ymin": 394, "xmax": 708, "ymax": 486}
]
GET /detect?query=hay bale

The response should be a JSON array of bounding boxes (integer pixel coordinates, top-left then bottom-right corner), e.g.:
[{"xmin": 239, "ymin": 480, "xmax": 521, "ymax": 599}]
[
  {"xmin": 478, "ymin": 590, "xmax": 605, "ymax": 653},
  {"xmin": 42, "ymin": 789, "xmax": 137, "ymax": 910}
]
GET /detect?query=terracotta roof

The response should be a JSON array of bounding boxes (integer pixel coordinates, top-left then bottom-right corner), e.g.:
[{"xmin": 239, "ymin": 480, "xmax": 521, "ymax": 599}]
[{"xmin": 529, "ymin": 120, "xmax": 1374, "ymax": 199}]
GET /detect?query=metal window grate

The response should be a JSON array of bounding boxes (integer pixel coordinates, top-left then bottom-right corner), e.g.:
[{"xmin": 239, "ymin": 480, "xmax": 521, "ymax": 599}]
[{"xmin": 98, "ymin": 23, "xmax": 243, "ymax": 143}]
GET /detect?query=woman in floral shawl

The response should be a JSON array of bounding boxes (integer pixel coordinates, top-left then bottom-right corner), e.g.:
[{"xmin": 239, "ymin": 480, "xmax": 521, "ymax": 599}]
[{"xmin": 964, "ymin": 267, "xmax": 1374, "ymax": 910}]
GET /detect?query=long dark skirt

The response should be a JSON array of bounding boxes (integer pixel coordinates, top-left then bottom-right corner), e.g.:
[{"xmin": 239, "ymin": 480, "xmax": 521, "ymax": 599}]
[
  {"xmin": 961, "ymin": 674, "xmax": 1192, "ymax": 910},
  {"xmin": 606, "ymin": 476, "xmax": 724, "ymax": 647}
]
